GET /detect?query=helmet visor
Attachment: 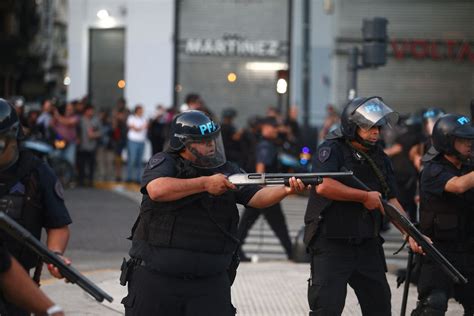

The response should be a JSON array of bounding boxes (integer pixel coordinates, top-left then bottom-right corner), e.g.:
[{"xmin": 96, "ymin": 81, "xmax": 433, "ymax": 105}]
[
  {"xmin": 179, "ymin": 132, "xmax": 227, "ymax": 169},
  {"xmin": 352, "ymin": 98, "xmax": 399, "ymax": 130}
]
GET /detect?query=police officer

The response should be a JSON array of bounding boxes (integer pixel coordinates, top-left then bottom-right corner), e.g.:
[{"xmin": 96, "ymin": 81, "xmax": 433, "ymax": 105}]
[
  {"xmin": 304, "ymin": 96, "xmax": 422, "ymax": 315},
  {"xmin": 0, "ymin": 99, "xmax": 72, "ymax": 315},
  {"xmin": 220, "ymin": 108, "xmax": 242, "ymax": 166},
  {"xmin": 121, "ymin": 110, "xmax": 306, "ymax": 315},
  {"xmin": 0, "ymin": 242, "xmax": 64, "ymax": 315},
  {"xmin": 237, "ymin": 116, "xmax": 293, "ymax": 261},
  {"xmin": 412, "ymin": 114, "xmax": 474, "ymax": 316}
]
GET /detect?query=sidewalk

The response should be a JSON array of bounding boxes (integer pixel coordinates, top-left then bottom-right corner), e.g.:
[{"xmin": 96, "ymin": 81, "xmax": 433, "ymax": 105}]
[
  {"xmin": 41, "ymin": 184, "xmax": 463, "ymax": 315},
  {"xmin": 42, "ymin": 262, "xmax": 463, "ymax": 315}
]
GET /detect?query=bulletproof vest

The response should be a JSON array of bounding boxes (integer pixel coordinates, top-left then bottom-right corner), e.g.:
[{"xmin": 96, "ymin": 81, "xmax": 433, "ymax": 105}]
[
  {"xmin": 131, "ymin": 154, "xmax": 240, "ymax": 255},
  {"xmin": 0, "ymin": 150, "xmax": 42, "ymax": 270},
  {"xmin": 419, "ymin": 158, "xmax": 472, "ymax": 243},
  {"xmin": 304, "ymin": 139, "xmax": 385, "ymax": 244}
]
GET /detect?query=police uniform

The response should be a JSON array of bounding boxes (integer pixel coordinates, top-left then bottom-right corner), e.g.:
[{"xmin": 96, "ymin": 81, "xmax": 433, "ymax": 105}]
[
  {"xmin": 414, "ymin": 156, "xmax": 474, "ymax": 315},
  {"xmin": 304, "ymin": 135, "xmax": 395, "ymax": 315},
  {"xmin": 237, "ymin": 136, "xmax": 293, "ymax": 259},
  {"xmin": 0, "ymin": 149, "xmax": 72, "ymax": 316},
  {"xmin": 304, "ymin": 96, "xmax": 400, "ymax": 316},
  {"xmin": 122, "ymin": 151, "xmax": 260, "ymax": 316}
]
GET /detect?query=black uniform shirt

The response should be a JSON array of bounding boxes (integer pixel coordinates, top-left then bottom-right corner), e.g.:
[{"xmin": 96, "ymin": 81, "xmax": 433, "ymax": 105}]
[
  {"xmin": 420, "ymin": 157, "xmax": 470, "ymax": 197},
  {"xmin": 420, "ymin": 156, "xmax": 474, "ymax": 241},
  {"xmin": 3, "ymin": 160, "xmax": 72, "ymax": 228},
  {"xmin": 141, "ymin": 152, "xmax": 260, "ymax": 206},
  {"xmin": 35, "ymin": 163, "xmax": 72, "ymax": 228},
  {"xmin": 314, "ymin": 140, "xmax": 397, "ymax": 199}
]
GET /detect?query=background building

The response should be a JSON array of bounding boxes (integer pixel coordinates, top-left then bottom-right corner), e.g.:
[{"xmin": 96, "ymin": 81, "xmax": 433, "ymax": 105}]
[
  {"xmin": 65, "ymin": 0, "xmax": 473, "ymax": 124},
  {"xmin": 293, "ymin": 0, "xmax": 474, "ymax": 127},
  {"xmin": 176, "ymin": 0, "xmax": 290, "ymax": 126},
  {"xmin": 67, "ymin": 0, "xmax": 173, "ymax": 112}
]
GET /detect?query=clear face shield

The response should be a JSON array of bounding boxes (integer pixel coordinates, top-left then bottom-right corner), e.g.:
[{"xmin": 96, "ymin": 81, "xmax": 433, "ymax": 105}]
[
  {"xmin": 177, "ymin": 132, "xmax": 227, "ymax": 169},
  {"xmin": 352, "ymin": 98, "xmax": 399, "ymax": 131}
]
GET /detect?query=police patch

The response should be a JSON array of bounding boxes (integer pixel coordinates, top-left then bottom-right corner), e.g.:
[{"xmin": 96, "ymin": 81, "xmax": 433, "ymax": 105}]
[
  {"xmin": 148, "ymin": 155, "xmax": 166, "ymax": 170},
  {"xmin": 318, "ymin": 147, "xmax": 331, "ymax": 163},
  {"xmin": 54, "ymin": 180, "xmax": 64, "ymax": 200}
]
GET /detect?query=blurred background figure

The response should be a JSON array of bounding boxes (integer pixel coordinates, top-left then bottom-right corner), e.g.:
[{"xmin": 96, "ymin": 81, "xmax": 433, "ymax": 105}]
[
  {"xmin": 148, "ymin": 104, "xmax": 169, "ymax": 155},
  {"xmin": 220, "ymin": 107, "xmax": 243, "ymax": 166},
  {"xmin": 126, "ymin": 105, "xmax": 148, "ymax": 184},
  {"xmin": 238, "ymin": 116, "xmax": 293, "ymax": 261},
  {"xmin": 239, "ymin": 115, "xmax": 261, "ymax": 173},
  {"xmin": 36, "ymin": 99, "xmax": 55, "ymax": 141},
  {"xmin": 111, "ymin": 97, "xmax": 129, "ymax": 182},
  {"xmin": 52, "ymin": 102, "xmax": 80, "ymax": 167},
  {"xmin": 96, "ymin": 109, "xmax": 114, "ymax": 181},
  {"xmin": 318, "ymin": 104, "xmax": 340, "ymax": 144},
  {"xmin": 77, "ymin": 105, "xmax": 101, "ymax": 187}
]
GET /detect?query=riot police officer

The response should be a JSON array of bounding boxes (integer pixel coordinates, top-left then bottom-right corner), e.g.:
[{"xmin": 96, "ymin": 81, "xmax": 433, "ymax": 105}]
[
  {"xmin": 412, "ymin": 114, "xmax": 474, "ymax": 316},
  {"xmin": 0, "ymin": 99, "xmax": 72, "ymax": 315},
  {"xmin": 237, "ymin": 116, "xmax": 293, "ymax": 261},
  {"xmin": 0, "ymin": 242, "xmax": 64, "ymax": 315},
  {"xmin": 121, "ymin": 110, "xmax": 306, "ymax": 316},
  {"xmin": 304, "ymin": 96, "xmax": 422, "ymax": 315}
]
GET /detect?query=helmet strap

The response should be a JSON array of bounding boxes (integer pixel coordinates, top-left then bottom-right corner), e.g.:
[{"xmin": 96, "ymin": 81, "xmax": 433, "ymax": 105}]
[{"xmin": 355, "ymin": 133, "xmax": 377, "ymax": 149}]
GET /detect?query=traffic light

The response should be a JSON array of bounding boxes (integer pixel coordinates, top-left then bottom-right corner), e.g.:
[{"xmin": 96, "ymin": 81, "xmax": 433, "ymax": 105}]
[
  {"xmin": 276, "ymin": 70, "xmax": 289, "ymax": 94},
  {"xmin": 362, "ymin": 17, "xmax": 388, "ymax": 67}
]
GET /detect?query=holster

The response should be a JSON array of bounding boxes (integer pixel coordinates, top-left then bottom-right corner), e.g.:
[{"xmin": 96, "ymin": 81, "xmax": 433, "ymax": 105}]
[{"xmin": 120, "ymin": 257, "xmax": 141, "ymax": 286}]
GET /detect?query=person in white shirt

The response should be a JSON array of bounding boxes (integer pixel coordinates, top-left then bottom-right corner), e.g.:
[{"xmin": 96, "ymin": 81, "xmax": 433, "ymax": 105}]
[{"xmin": 126, "ymin": 105, "xmax": 148, "ymax": 183}]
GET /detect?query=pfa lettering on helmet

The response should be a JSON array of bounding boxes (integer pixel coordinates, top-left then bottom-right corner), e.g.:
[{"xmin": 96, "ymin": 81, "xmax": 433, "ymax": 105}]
[
  {"xmin": 363, "ymin": 102, "xmax": 382, "ymax": 114},
  {"xmin": 199, "ymin": 121, "xmax": 217, "ymax": 135},
  {"xmin": 457, "ymin": 116, "xmax": 470, "ymax": 126}
]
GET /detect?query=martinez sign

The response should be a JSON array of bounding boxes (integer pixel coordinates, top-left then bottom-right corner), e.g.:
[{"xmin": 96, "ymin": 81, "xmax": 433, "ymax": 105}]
[
  {"xmin": 183, "ymin": 38, "xmax": 283, "ymax": 57},
  {"xmin": 391, "ymin": 39, "xmax": 474, "ymax": 62}
]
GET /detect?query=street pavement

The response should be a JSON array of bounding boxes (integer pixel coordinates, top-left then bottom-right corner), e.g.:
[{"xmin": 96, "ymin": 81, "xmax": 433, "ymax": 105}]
[{"xmin": 40, "ymin": 185, "xmax": 463, "ymax": 315}]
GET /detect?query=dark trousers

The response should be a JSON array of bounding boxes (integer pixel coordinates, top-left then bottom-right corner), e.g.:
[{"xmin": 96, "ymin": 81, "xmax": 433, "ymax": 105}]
[
  {"xmin": 237, "ymin": 204, "xmax": 292, "ymax": 258},
  {"xmin": 77, "ymin": 150, "xmax": 96, "ymax": 186},
  {"xmin": 415, "ymin": 247, "xmax": 474, "ymax": 314},
  {"xmin": 122, "ymin": 266, "xmax": 234, "ymax": 316},
  {"xmin": 308, "ymin": 237, "xmax": 391, "ymax": 316}
]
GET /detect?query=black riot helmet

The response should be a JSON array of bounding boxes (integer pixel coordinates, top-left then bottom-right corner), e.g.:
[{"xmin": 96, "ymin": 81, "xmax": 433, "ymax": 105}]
[
  {"xmin": 0, "ymin": 99, "xmax": 21, "ymax": 170},
  {"xmin": 169, "ymin": 110, "xmax": 226, "ymax": 168},
  {"xmin": 432, "ymin": 114, "xmax": 474, "ymax": 158},
  {"xmin": 340, "ymin": 96, "xmax": 398, "ymax": 147}
]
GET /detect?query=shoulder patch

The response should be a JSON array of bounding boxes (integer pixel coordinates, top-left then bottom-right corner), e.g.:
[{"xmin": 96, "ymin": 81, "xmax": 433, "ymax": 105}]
[
  {"xmin": 148, "ymin": 154, "xmax": 166, "ymax": 170},
  {"xmin": 429, "ymin": 164, "xmax": 443, "ymax": 177},
  {"xmin": 54, "ymin": 180, "xmax": 65, "ymax": 200},
  {"xmin": 318, "ymin": 147, "xmax": 332, "ymax": 163}
]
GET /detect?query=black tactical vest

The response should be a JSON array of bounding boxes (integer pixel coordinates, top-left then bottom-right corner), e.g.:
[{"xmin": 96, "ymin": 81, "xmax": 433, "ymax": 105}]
[
  {"xmin": 304, "ymin": 139, "xmax": 386, "ymax": 244},
  {"xmin": 420, "ymin": 158, "xmax": 472, "ymax": 243},
  {"xmin": 0, "ymin": 151, "xmax": 43, "ymax": 270},
  {"xmin": 131, "ymin": 154, "xmax": 240, "ymax": 256}
]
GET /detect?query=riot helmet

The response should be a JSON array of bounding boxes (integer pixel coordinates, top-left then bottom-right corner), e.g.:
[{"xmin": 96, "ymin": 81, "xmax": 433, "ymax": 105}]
[
  {"xmin": 169, "ymin": 110, "xmax": 226, "ymax": 168},
  {"xmin": 0, "ymin": 99, "xmax": 21, "ymax": 170},
  {"xmin": 432, "ymin": 114, "xmax": 474, "ymax": 159},
  {"xmin": 422, "ymin": 107, "xmax": 445, "ymax": 136},
  {"xmin": 340, "ymin": 96, "xmax": 398, "ymax": 147}
]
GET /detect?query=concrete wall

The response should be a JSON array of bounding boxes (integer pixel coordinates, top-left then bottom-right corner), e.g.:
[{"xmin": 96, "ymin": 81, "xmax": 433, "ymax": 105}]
[{"xmin": 67, "ymin": 0, "xmax": 174, "ymax": 115}]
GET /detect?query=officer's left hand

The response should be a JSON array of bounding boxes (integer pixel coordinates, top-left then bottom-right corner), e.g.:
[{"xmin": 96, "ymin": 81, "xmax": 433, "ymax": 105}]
[
  {"xmin": 408, "ymin": 235, "xmax": 432, "ymax": 255},
  {"xmin": 285, "ymin": 177, "xmax": 310, "ymax": 195},
  {"xmin": 47, "ymin": 255, "xmax": 72, "ymax": 280}
]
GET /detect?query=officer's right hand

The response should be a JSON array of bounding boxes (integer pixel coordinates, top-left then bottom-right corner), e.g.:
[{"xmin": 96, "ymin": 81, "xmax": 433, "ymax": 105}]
[
  {"xmin": 204, "ymin": 174, "xmax": 236, "ymax": 195},
  {"xmin": 363, "ymin": 191, "xmax": 384, "ymax": 213}
]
